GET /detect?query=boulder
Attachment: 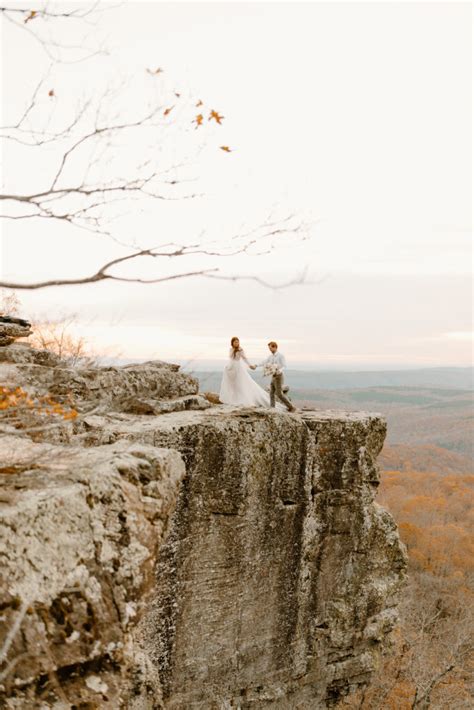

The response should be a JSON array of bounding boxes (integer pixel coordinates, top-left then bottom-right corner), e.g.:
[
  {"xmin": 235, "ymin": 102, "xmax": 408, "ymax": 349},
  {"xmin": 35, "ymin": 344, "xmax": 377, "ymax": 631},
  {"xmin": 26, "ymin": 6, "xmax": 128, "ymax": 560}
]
[{"xmin": 0, "ymin": 320, "xmax": 32, "ymax": 347}]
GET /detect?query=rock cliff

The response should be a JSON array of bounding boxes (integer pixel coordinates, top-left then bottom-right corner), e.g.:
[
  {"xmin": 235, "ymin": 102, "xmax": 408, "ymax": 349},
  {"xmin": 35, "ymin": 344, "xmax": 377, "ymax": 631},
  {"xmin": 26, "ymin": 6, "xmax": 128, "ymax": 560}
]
[{"xmin": 0, "ymin": 343, "xmax": 407, "ymax": 709}]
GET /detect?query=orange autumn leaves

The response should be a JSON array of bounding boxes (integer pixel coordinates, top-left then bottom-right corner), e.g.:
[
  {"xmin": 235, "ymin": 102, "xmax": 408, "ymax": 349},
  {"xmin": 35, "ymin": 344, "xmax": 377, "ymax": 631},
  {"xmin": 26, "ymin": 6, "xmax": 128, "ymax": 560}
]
[
  {"xmin": 192, "ymin": 105, "xmax": 228, "ymax": 151},
  {"xmin": 195, "ymin": 109, "xmax": 232, "ymax": 153},
  {"xmin": 24, "ymin": 10, "xmax": 37, "ymax": 24},
  {"xmin": 338, "ymin": 469, "xmax": 474, "ymax": 710},
  {"xmin": 380, "ymin": 470, "xmax": 474, "ymax": 581},
  {"xmin": 193, "ymin": 110, "xmax": 223, "ymax": 127},
  {"xmin": 0, "ymin": 386, "xmax": 77, "ymax": 423},
  {"xmin": 209, "ymin": 109, "xmax": 224, "ymax": 124},
  {"xmin": 194, "ymin": 109, "xmax": 231, "ymax": 152},
  {"xmin": 147, "ymin": 67, "xmax": 232, "ymax": 153}
]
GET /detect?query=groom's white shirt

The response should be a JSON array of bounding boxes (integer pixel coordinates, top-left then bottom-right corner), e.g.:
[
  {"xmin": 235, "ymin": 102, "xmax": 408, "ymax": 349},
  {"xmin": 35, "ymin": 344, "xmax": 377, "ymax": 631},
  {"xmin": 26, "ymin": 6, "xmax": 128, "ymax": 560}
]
[{"xmin": 257, "ymin": 351, "xmax": 287, "ymax": 374}]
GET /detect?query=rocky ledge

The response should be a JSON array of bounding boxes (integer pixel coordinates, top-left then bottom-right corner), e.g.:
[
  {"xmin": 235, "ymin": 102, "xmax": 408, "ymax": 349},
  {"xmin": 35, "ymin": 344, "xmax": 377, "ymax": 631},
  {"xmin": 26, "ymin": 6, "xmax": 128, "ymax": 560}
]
[
  {"xmin": 0, "ymin": 344, "xmax": 407, "ymax": 709},
  {"xmin": 0, "ymin": 318, "xmax": 32, "ymax": 347}
]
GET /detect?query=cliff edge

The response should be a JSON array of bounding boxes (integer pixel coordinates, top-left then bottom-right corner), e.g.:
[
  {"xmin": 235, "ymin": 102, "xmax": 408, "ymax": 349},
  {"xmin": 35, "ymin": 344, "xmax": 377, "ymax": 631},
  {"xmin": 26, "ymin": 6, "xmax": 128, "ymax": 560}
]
[{"xmin": 0, "ymin": 342, "xmax": 407, "ymax": 709}]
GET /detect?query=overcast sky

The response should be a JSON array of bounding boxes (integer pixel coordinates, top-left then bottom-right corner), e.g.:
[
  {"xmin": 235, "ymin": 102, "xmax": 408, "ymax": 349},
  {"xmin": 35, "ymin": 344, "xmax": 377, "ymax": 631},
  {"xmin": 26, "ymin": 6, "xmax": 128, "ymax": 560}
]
[{"xmin": 1, "ymin": 1, "xmax": 472, "ymax": 368}]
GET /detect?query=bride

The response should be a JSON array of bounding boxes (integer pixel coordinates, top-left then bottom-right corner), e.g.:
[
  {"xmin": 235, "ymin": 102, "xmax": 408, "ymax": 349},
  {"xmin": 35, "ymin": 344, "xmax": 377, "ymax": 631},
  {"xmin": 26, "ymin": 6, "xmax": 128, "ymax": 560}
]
[{"xmin": 219, "ymin": 336, "xmax": 271, "ymax": 407}]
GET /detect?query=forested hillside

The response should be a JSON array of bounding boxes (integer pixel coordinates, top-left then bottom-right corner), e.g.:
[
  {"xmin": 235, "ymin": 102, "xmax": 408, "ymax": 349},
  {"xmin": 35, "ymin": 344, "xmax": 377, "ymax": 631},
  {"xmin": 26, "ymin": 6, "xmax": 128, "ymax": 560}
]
[{"xmin": 338, "ymin": 469, "xmax": 473, "ymax": 708}]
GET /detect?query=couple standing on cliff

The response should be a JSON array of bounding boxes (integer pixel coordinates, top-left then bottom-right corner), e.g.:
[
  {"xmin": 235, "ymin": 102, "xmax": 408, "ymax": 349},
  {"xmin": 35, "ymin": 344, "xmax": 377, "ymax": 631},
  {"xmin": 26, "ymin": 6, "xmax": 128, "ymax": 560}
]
[{"xmin": 219, "ymin": 337, "xmax": 296, "ymax": 412}]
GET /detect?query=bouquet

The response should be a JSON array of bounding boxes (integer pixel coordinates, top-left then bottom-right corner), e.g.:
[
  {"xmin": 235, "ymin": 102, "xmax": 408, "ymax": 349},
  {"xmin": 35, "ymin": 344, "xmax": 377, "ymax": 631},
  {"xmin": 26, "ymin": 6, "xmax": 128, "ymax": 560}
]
[{"xmin": 263, "ymin": 363, "xmax": 282, "ymax": 377}]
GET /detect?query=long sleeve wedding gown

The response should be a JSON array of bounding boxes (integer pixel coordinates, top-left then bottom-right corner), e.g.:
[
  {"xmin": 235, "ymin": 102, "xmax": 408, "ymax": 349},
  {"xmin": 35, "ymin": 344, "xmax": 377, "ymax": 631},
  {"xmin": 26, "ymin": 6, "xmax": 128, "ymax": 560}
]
[{"xmin": 219, "ymin": 348, "xmax": 271, "ymax": 407}]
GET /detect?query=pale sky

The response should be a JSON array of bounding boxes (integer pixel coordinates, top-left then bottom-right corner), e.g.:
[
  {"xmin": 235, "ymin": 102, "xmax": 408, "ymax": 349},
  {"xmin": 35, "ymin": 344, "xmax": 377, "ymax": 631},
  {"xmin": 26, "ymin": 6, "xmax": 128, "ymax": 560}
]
[{"xmin": 1, "ymin": 1, "xmax": 472, "ymax": 367}]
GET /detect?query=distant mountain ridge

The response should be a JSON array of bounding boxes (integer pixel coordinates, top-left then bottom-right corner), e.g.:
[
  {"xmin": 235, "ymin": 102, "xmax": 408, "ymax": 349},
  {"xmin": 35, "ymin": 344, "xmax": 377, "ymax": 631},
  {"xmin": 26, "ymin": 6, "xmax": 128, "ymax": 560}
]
[
  {"xmin": 189, "ymin": 367, "xmax": 473, "ymax": 464},
  {"xmin": 190, "ymin": 367, "xmax": 473, "ymax": 393}
]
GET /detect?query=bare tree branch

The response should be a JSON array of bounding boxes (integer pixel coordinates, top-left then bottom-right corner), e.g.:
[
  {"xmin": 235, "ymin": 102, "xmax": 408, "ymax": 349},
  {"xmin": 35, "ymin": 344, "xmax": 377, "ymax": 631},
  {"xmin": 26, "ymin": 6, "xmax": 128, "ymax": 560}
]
[
  {"xmin": 0, "ymin": 77, "xmax": 206, "ymax": 239},
  {"xmin": 0, "ymin": 3, "xmax": 107, "ymax": 63},
  {"xmin": 0, "ymin": 213, "xmax": 309, "ymax": 290},
  {"xmin": 1, "ymin": 4, "xmax": 310, "ymax": 292},
  {"xmin": 206, "ymin": 267, "xmax": 316, "ymax": 290},
  {"xmin": 0, "ymin": 251, "xmax": 218, "ymax": 289}
]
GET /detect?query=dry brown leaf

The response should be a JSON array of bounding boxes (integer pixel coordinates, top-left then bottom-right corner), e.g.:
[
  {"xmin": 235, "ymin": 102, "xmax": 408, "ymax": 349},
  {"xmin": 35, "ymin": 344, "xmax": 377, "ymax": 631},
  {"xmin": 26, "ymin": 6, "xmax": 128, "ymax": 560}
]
[{"xmin": 209, "ymin": 109, "xmax": 224, "ymax": 124}]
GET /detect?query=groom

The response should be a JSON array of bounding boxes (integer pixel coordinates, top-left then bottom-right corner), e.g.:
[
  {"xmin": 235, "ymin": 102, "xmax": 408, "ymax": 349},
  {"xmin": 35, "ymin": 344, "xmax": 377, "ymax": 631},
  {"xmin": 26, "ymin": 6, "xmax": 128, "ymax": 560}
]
[{"xmin": 251, "ymin": 341, "xmax": 296, "ymax": 412}]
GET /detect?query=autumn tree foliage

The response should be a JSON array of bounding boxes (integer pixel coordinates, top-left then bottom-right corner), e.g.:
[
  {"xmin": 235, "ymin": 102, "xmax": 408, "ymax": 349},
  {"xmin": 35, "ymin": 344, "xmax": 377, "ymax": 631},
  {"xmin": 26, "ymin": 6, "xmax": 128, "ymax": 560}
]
[{"xmin": 0, "ymin": 386, "xmax": 77, "ymax": 442}]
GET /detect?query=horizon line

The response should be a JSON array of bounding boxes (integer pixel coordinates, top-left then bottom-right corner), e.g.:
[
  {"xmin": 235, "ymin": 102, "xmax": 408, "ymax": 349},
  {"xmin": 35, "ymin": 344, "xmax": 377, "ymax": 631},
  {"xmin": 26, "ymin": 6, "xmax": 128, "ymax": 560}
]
[{"xmin": 103, "ymin": 357, "xmax": 473, "ymax": 373}]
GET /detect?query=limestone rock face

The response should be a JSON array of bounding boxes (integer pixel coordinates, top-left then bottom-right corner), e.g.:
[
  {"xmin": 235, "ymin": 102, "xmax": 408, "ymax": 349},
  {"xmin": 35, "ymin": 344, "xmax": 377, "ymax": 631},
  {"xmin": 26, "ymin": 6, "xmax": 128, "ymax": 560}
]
[
  {"xmin": 0, "ymin": 345, "xmax": 198, "ymax": 412},
  {"xmin": 0, "ymin": 348, "xmax": 407, "ymax": 709},
  {"xmin": 0, "ymin": 342, "xmax": 62, "ymax": 367},
  {"xmin": 0, "ymin": 320, "xmax": 32, "ymax": 347},
  {"xmin": 133, "ymin": 410, "xmax": 406, "ymax": 708},
  {"xmin": 0, "ymin": 436, "xmax": 185, "ymax": 709},
  {"xmin": 120, "ymin": 394, "xmax": 211, "ymax": 416}
]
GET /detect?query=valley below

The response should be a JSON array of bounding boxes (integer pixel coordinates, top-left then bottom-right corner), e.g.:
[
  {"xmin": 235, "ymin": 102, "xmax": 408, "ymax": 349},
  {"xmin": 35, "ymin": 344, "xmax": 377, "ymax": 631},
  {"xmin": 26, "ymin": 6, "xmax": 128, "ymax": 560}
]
[{"xmin": 192, "ymin": 367, "xmax": 473, "ymax": 471}]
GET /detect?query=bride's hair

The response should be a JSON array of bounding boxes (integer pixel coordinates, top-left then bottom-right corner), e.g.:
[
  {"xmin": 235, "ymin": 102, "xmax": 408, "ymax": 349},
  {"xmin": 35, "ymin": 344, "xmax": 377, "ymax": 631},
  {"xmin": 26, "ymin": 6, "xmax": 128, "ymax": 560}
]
[{"xmin": 230, "ymin": 336, "xmax": 241, "ymax": 358}]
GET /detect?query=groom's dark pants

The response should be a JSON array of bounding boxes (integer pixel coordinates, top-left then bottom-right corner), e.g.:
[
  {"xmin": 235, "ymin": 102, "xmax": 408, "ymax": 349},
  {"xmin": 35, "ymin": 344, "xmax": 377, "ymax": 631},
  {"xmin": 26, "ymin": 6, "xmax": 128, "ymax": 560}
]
[{"xmin": 270, "ymin": 374, "xmax": 293, "ymax": 410}]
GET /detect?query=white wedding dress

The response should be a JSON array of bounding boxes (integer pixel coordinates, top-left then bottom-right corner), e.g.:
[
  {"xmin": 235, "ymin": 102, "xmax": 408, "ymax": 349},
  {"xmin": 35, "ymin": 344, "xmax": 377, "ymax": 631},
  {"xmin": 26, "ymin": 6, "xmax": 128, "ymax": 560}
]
[{"xmin": 219, "ymin": 348, "xmax": 271, "ymax": 407}]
